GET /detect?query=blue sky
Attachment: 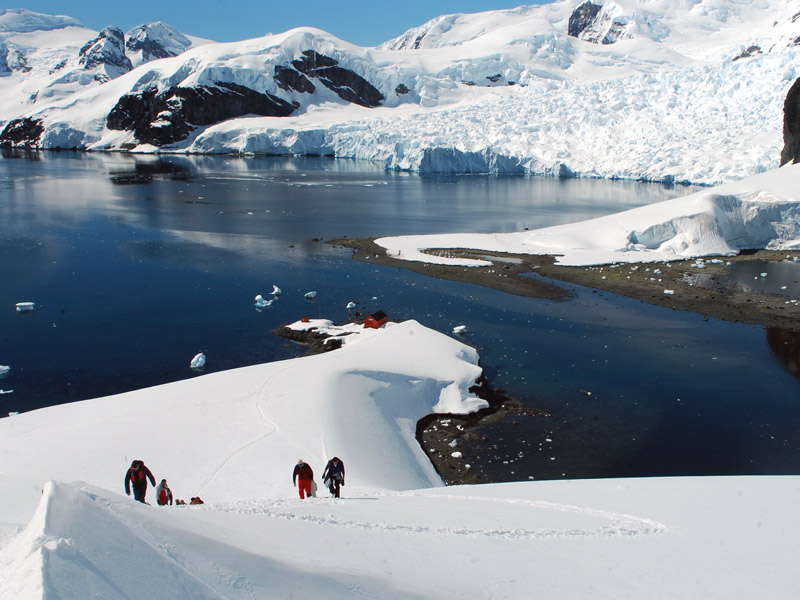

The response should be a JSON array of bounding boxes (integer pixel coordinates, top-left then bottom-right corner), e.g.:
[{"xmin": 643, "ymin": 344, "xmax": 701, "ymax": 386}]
[{"xmin": 14, "ymin": 1, "xmax": 545, "ymax": 46}]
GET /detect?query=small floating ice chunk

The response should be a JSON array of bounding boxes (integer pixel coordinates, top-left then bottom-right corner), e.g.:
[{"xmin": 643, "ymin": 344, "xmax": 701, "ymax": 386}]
[
  {"xmin": 0, "ymin": 365, "xmax": 9, "ymax": 376},
  {"xmin": 15, "ymin": 302, "xmax": 35, "ymax": 312},
  {"xmin": 304, "ymin": 291, "xmax": 317, "ymax": 299},
  {"xmin": 8, "ymin": 411, "xmax": 18, "ymax": 415},
  {"xmin": 451, "ymin": 451, "xmax": 463, "ymax": 459},
  {"xmin": 760, "ymin": 273, "xmax": 768, "ymax": 278},
  {"xmin": 452, "ymin": 325, "xmax": 467, "ymax": 334},
  {"xmin": 346, "ymin": 301, "xmax": 357, "ymax": 310},
  {"xmin": 664, "ymin": 289, "xmax": 675, "ymax": 295},
  {"xmin": 190, "ymin": 353, "xmax": 206, "ymax": 369},
  {"xmin": 271, "ymin": 285, "xmax": 282, "ymax": 296},
  {"xmin": 1, "ymin": 390, "xmax": 13, "ymax": 395},
  {"xmin": 254, "ymin": 294, "xmax": 273, "ymax": 308}
]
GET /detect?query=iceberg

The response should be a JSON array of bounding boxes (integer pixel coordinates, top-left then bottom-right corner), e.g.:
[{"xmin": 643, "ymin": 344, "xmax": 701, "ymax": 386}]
[{"xmin": 190, "ymin": 353, "xmax": 206, "ymax": 369}]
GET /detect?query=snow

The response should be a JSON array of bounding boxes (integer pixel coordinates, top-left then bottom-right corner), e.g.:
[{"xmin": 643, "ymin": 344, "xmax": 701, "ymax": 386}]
[
  {"xmin": 376, "ymin": 161, "xmax": 800, "ymax": 266},
  {"xmin": 2, "ymin": 3, "xmax": 800, "ymax": 597},
  {"xmin": 3, "ymin": 1, "xmax": 800, "ymax": 184},
  {"xmin": 0, "ymin": 317, "xmax": 797, "ymax": 598}
]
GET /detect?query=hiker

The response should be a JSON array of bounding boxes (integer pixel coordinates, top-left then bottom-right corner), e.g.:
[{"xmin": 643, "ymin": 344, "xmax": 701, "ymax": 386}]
[
  {"xmin": 124, "ymin": 459, "xmax": 156, "ymax": 503},
  {"xmin": 322, "ymin": 456, "xmax": 345, "ymax": 498},
  {"xmin": 292, "ymin": 459, "xmax": 314, "ymax": 499},
  {"xmin": 155, "ymin": 479, "xmax": 173, "ymax": 506}
]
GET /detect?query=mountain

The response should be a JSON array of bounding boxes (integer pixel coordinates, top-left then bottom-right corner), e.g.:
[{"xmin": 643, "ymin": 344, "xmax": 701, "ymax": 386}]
[
  {"xmin": 1, "ymin": 1, "xmax": 800, "ymax": 184},
  {"xmin": 0, "ymin": 9, "xmax": 207, "ymax": 122}
]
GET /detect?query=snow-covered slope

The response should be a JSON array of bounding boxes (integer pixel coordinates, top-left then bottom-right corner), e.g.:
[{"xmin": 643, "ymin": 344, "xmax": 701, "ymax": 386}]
[
  {"xmin": 377, "ymin": 160, "xmax": 800, "ymax": 266},
  {"xmin": 0, "ymin": 9, "xmax": 208, "ymax": 122},
  {"xmin": 2, "ymin": 1, "xmax": 800, "ymax": 184},
  {"xmin": 0, "ymin": 317, "xmax": 797, "ymax": 599}
]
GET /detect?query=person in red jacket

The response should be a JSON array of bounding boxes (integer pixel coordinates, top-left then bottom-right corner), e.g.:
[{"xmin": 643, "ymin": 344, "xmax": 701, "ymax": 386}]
[
  {"xmin": 124, "ymin": 459, "xmax": 156, "ymax": 503},
  {"xmin": 292, "ymin": 459, "xmax": 314, "ymax": 499}
]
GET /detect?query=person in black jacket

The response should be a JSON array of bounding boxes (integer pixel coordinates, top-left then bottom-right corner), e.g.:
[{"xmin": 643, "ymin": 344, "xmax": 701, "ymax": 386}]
[
  {"xmin": 322, "ymin": 456, "xmax": 345, "ymax": 498},
  {"xmin": 124, "ymin": 459, "xmax": 156, "ymax": 503}
]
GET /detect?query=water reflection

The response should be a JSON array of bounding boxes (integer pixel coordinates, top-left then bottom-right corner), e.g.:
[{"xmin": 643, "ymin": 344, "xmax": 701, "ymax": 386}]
[
  {"xmin": 730, "ymin": 260, "xmax": 800, "ymax": 298},
  {"xmin": 109, "ymin": 159, "xmax": 193, "ymax": 185},
  {"xmin": 2, "ymin": 152, "xmax": 800, "ymax": 482},
  {"xmin": 766, "ymin": 328, "xmax": 800, "ymax": 379}
]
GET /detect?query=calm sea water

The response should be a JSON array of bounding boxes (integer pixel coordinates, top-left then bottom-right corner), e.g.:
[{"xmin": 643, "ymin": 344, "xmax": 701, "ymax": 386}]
[{"xmin": 2, "ymin": 152, "xmax": 799, "ymax": 482}]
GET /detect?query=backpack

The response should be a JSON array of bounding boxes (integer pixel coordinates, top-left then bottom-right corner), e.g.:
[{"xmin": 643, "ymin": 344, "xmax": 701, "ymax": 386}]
[{"xmin": 158, "ymin": 488, "xmax": 168, "ymax": 505}]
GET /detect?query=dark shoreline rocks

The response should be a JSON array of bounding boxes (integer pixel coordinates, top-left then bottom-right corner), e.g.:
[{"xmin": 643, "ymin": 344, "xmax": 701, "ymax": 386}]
[
  {"xmin": 333, "ymin": 238, "xmax": 800, "ymax": 333},
  {"xmin": 272, "ymin": 318, "xmax": 550, "ymax": 486},
  {"xmin": 276, "ymin": 241, "xmax": 800, "ymax": 485}
]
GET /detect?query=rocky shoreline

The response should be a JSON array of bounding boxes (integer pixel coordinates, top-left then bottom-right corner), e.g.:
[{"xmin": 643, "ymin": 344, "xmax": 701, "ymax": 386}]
[
  {"xmin": 278, "ymin": 240, "xmax": 800, "ymax": 485},
  {"xmin": 333, "ymin": 238, "xmax": 800, "ymax": 333}
]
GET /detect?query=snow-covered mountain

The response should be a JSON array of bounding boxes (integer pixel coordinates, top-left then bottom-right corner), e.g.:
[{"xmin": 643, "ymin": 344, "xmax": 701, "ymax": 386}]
[
  {"xmin": 1, "ymin": 1, "xmax": 800, "ymax": 184},
  {"xmin": 0, "ymin": 9, "xmax": 208, "ymax": 122}
]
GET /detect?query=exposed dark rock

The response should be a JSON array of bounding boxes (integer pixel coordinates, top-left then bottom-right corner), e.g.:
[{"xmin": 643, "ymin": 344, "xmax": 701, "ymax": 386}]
[
  {"xmin": 290, "ymin": 50, "xmax": 384, "ymax": 107},
  {"xmin": 733, "ymin": 45, "xmax": 762, "ymax": 61},
  {"xmin": 395, "ymin": 83, "xmax": 410, "ymax": 95},
  {"xmin": 273, "ymin": 64, "xmax": 316, "ymax": 93},
  {"xmin": 780, "ymin": 77, "xmax": 800, "ymax": 165},
  {"xmin": 601, "ymin": 20, "xmax": 628, "ymax": 44},
  {"xmin": 106, "ymin": 82, "xmax": 299, "ymax": 146},
  {"xmin": 48, "ymin": 58, "xmax": 67, "ymax": 74},
  {"xmin": 125, "ymin": 36, "xmax": 172, "ymax": 61},
  {"xmin": 0, "ymin": 117, "xmax": 44, "ymax": 147},
  {"xmin": 413, "ymin": 34, "xmax": 426, "ymax": 49},
  {"xmin": 0, "ymin": 41, "xmax": 8, "ymax": 75},
  {"xmin": 486, "ymin": 74, "xmax": 502, "ymax": 83},
  {"xmin": 568, "ymin": 1, "xmax": 602, "ymax": 37},
  {"xmin": 125, "ymin": 22, "xmax": 193, "ymax": 63},
  {"xmin": 1, "ymin": 44, "xmax": 29, "ymax": 73},
  {"xmin": 78, "ymin": 26, "xmax": 132, "ymax": 73}
]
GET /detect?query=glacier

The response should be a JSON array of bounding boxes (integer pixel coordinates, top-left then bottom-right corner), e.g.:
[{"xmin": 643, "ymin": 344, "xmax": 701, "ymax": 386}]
[{"xmin": 1, "ymin": 1, "xmax": 800, "ymax": 185}]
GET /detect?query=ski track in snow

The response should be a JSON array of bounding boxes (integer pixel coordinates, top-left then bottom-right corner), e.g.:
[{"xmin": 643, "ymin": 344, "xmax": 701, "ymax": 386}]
[{"xmin": 207, "ymin": 493, "xmax": 668, "ymax": 540}]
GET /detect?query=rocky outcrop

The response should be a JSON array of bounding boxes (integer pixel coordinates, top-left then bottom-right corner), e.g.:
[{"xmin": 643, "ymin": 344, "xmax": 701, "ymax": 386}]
[
  {"xmin": 0, "ymin": 117, "xmax": 43, "ymax": 147},
  {"xmin": 125, "ymin": 22, "xmax": 193, "ymax": 64},
  {"xmin": 0, "ymin": 41, "xmax": 9, "ymax": 74},
  {"xmin": 273, "ymin": 64, "xmax": 316, "ymax": 93},
  {"xmin": 733, "ymin": 45, "xmax": 762, "ymax": 61},
  {"xmin": 106, "ymin": 82, "xmax": 299, "ymax": 146},
  {"xmin": 567, "ymin": 1, "xmax": 640, "ymax": 45},
  {"xmin": 78, "ymin": 26, "xmax": 132, "ymax": 74},
  {"xmin": 568, "ymin": 1, "xmax": 602, "ymax": 37},
  {"xmin": 781, "ymin": 77, "xmax": 800, "ymax": 165},
  {"xmin": 288, "ymin": 50, "xmax": 384, "ymax": 107}
]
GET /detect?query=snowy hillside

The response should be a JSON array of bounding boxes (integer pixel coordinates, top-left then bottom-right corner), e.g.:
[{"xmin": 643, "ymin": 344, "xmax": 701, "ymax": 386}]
[
  {"xmin": 2, "ymin": 0, "xmax": 800, "ymax": 184},
  {"xmin": 0, "ymin": 316, "xmax": 798, "ymax": 599},
  {"xmin": 0, "ymin": 9, "xmax": 208, "ymax": 122},
  {"xmin": 377, "ymin": 160, "xmax": 800, "ymax": 266}
]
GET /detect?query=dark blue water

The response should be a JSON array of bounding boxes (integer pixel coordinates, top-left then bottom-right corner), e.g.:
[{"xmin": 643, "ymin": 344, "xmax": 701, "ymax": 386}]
[{"xmin": 2, "ymin": 152, "xmax": 799, "ymax": 481}]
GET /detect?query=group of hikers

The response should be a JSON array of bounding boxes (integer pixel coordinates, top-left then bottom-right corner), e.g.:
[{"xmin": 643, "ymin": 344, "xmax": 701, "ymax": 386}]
[
  {"xmin": 293, "ymin": 456, "xmax": 345, "ymax": 499},
  {"xmin": 124, "ymin": 455, "xmax": 346, "ymax": 505}
]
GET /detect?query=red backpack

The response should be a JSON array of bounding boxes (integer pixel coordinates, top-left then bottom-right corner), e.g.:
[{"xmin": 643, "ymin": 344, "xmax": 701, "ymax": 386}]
[{"xmin": 159, "ymin": 488, "xmax": 168, "ymax": 504}]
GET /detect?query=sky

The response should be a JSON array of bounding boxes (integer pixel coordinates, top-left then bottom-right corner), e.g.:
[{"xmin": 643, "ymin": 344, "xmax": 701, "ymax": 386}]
[{"xmin": 11, "ymin": 0, "xmax": 545, "ymax": 46}]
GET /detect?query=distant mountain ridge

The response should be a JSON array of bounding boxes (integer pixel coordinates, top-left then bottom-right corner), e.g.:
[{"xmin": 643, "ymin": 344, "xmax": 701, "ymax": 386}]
[{"xmin": 1, "ymin": 1, "xmax": 799, "ymax": 184}]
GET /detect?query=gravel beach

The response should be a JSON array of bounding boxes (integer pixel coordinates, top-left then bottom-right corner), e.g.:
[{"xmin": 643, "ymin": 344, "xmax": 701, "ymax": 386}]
[{"xmin": 334, "ymin": 239, "xmax": 800, "ymax": 333}]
